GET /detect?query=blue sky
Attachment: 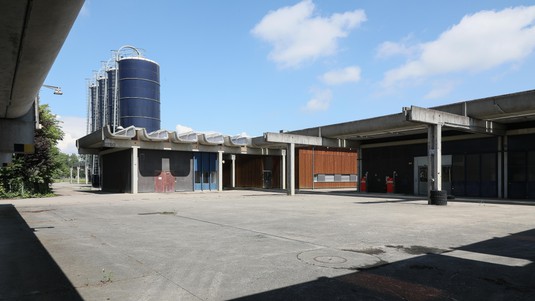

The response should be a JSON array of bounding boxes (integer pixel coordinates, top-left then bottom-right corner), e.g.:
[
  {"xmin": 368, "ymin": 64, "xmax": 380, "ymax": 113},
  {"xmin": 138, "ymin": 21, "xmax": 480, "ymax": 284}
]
[{"xmin": 43, "ymin": 1, "xmax": 535, "ymax": 153}]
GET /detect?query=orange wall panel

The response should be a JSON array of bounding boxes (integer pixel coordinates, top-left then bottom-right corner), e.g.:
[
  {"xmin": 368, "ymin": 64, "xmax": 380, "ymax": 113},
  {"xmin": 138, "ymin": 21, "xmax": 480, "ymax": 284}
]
[{"xmin": 297, "ymin": 148, "xmax": 358, "ymax": 189}]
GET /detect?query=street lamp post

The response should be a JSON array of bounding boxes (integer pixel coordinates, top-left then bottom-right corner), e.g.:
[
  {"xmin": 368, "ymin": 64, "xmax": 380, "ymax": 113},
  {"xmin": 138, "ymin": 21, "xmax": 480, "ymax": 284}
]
[
  {"xmin": 42, "ymin": 84, "xmax": 63, "ymax": 95},
  {"xmin": 35, "ymin": 84, "xmax": 63, "ymax": 129}
]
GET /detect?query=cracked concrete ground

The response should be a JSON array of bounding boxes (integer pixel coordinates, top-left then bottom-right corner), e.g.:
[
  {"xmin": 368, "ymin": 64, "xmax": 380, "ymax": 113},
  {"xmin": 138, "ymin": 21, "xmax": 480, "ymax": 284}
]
[{"xmin": 1, "ymin": 183, "xmax": 534, "ymax": 300}]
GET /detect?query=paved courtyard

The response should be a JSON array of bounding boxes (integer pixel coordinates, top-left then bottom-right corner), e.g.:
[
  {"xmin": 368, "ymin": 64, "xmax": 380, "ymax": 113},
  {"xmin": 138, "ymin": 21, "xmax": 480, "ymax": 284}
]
[{"xmin": 1, "ymin": 183, "xmax": 534, "ymax": 300}]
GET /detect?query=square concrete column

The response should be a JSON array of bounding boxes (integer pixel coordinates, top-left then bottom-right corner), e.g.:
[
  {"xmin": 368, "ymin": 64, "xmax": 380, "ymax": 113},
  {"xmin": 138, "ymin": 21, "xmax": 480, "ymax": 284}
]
[
  {"xmin": 131, "ymin": 146, "xmax": 139, "ymax": 194},
  {"xmin": 503, "ymin": 135, "xmax": 508, "ymax": 199},
  {"xmin": 231, "ymin": 154, "xmax": 236, "ymax": 188},
  {"xmin": 427, "ymin": 124, "xmax": 442, "ymax": 194},
  {"xmin": 85, "ymin": 164, "xmax": 88, "ymax": 185},
  {"xmin": 281, "ymin": 149, "xmax": 286, "ymax": 190},
  {"xmin": 357, "ymin": 146, "xmax": 362, "ymax": 192},
  {"xmin": 99, "ymin": 155, "xmax": 104, "ymax": 190},
  {"xmin": 497, "ymin": 136, "xmax": 503, "ymax": 198},
  {"xmin": 286, "ymin": 143, "xmax": 295, "ymax": 196},
  {"xmin": 218, "ymin": 151, "xmax": 223, "ymax": 191}
]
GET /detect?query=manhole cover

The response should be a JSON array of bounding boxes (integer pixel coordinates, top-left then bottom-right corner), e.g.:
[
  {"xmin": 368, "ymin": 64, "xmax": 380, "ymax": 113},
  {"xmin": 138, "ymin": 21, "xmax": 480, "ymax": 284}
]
[
  {"xmin": 314, "ymin": 256, "xmax": 347, "ymax": 264},
  {"xmin": 298, "ymin": 249, "xmax": 382, "ymax": 269}
]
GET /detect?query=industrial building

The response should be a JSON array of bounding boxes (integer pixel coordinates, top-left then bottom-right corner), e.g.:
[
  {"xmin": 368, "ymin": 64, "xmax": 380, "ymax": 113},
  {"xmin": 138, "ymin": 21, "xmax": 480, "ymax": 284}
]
[
  {"xmin": 80, "ymin": 45, "xmax": 358, "ymax": 194},
  {"xmin": 77, "ymin": 46, "xmax": 535, "ymax": 202},
  {"xmin": 288, "ymin": 90, "xmax": 535, "ymax": 200}
]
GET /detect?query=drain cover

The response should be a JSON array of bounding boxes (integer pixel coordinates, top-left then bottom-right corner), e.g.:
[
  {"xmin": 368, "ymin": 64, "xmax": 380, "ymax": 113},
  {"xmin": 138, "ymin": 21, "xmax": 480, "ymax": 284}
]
[{"xmin": 298, "ymin": 249, "xmax": 382, "ymax": 269}]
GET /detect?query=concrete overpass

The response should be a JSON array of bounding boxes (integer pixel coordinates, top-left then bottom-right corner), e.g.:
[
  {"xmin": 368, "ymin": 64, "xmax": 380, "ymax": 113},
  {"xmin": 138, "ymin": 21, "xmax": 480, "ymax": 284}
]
[{"xmin": 0, "ymin": 0, "xmax": 84, "ymax": 165}]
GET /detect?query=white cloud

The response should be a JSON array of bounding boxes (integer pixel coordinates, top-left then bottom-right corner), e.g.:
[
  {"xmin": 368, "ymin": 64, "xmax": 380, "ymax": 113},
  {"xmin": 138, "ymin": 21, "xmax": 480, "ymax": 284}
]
[
  {"xmin": 235, "ymin": 132, "xmax": 249, "ymax": 138},
  {"xmin": 303, "ymin": 88, "xmax": 332, "ymax": 112},
  {"xmin": 175, "ymin": 124, "xmax": 194, "ymax": 133},
  {"xmin": 424, "ymin": 81, "xmax": 458, "ymax": 99},
  {"xmin": 376, "ymin": 36, "xmax": 420, "ymax": 59},
  {"xmin": 251, "ymin": 0, "xmax": 366, "ymax": 68},
  {"xmin": 321, "ymin": 66, "xmax": 361, "ymax": 85},
  {"xmin": 57, "ymin": 116, "xmax": 87, "ymax": 154},
  {"xmin": 382, "ymin": 6, "xmax": 535, "ymax": 87}
]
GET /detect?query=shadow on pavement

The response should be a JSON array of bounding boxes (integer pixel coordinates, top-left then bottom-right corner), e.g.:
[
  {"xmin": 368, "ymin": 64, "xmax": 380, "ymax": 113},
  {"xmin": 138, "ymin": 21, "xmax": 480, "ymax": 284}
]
[
  {"xmin": 299, "ymin": 189, "xmax": 425, "ymax": 204},
  {"xmin": 232, "ymin": 229, "xmax": 535, "ymax": 301},
  {"xmin": 0, "ymin": 204, "xmax": 83, "ymax": 300}
]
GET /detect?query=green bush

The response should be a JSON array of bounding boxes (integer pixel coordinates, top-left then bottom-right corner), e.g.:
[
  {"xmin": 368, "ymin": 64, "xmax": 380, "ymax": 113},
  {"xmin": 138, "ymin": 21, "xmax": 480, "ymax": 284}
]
[{"xmin": 0, "ymin": 104, "xmax": 64, "ymax": 198}]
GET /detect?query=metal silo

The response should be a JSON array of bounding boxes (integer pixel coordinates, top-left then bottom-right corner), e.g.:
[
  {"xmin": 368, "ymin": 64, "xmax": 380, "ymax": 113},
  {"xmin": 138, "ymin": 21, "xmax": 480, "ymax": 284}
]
[
  {"xmin": 97, "ymin": 76, "xmax": 106, "ymax": 129},
  {"xmin": 118, "ymin": 56, "xmax": 160, "ymax": 132},
  {"xmin": 89, "ymin": 83, "xmax": 98, "ymax": 132},
  {"xmin": 106, "ymin": 68, "xmax": 118, "ymax": 131}
]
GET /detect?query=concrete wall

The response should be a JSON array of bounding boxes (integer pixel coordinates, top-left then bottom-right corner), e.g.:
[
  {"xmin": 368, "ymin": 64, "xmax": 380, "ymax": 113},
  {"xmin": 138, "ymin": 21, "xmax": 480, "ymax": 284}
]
[
  {"xmin": 0, "ymin": 108, "xmax": 35, "ymax": 166},
  {"xmin": 138, "ymin": 149, "xmax": 193, "ymax": 193},
  {"xmin": 102, "ymin": 150, "xmax": 132, "ymax": 193}
]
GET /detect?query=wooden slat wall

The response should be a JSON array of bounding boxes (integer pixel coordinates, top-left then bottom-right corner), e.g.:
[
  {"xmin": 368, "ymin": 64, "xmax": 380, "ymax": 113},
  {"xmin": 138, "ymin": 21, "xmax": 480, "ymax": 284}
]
[
  {"xmin": 231, "ymin": 155, "xmax": 282, "ymax": 188},
  {"xmin": 222, "ymin": 160, "xmax": 231, "ymax": 187},
  {"xmin": 235, "ymin": 155, "xmax": 263, "ymax": 187},
  {"xmin": 272, "ymin": 157, "xmax": 281, "ymax": 189},
  {"xmin": 297, "ymin": 148, "xmax": 358, "ymax": 189}
]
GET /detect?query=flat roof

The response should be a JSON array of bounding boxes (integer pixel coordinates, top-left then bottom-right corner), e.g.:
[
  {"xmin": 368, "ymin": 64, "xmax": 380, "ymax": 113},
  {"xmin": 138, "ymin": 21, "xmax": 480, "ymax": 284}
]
[
  {"xmin": 77, "ymin": 89, "xmax": 535, "ymax": 153},
  {"xmin": 288, "ymin": 89, "xmax": 535, "ymax": 142}
]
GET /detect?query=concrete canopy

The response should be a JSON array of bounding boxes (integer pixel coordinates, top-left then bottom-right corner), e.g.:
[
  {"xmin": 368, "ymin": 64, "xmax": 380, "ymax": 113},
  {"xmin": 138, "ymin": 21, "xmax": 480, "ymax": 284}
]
[
  {"xmin": 287, "ymin": 90, "xmax": 535, "ymax": 142},
  {"xmin": 77, "ymin": 126, "xmax": 283, "ymax": 156}
]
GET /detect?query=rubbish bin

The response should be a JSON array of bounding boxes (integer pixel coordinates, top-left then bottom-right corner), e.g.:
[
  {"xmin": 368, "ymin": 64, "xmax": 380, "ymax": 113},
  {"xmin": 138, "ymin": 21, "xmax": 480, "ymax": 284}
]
[{"xmin": 91, "ymin": 175, "xmax": 100, "ymax": 188}]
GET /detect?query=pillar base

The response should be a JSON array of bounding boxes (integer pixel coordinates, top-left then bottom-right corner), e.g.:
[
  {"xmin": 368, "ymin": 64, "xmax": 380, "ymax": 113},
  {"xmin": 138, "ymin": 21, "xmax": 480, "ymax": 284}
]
[{"xmin": 429, "ymin": 190, "xmax": 447, "ymax": 205}]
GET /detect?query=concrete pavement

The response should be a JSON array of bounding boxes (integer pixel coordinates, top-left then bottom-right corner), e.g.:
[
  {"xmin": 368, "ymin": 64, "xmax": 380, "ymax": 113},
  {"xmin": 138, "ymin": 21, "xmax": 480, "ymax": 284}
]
[{"xmin": 1, "ymin": 183, "xmax": 534, "ymax": 300}]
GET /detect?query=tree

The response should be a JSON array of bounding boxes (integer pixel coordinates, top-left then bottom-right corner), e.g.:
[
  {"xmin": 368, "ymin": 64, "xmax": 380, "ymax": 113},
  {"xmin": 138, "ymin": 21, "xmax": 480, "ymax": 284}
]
[
  {"xmin": 56, "ymin": 152, "xmax": 80, "ymax": 179},
  {"xmin": 0, "ymin": 104, "xmax": 64, "ymax": 197}
]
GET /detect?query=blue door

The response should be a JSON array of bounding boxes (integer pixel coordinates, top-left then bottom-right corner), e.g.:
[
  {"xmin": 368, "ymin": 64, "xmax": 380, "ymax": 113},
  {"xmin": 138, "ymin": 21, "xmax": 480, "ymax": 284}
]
[
  {"xmin": 209, "ymin": 153, "xmax": 217, "ymax": 190},
  {"xmin": 193, "ymin": 152, "xmax": 217, "ymax": 191},
  {"xmin": 201, "ymin": 153, "xmax": 211, "ymax": 190}
]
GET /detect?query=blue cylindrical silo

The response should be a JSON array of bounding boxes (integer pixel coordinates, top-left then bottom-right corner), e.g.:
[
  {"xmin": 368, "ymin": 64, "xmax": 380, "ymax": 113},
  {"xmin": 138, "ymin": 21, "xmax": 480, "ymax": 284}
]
[{"xmin": 118, "ymin": 57, "xmax": 160, "ymax": 132}]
